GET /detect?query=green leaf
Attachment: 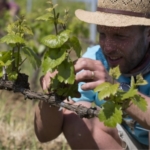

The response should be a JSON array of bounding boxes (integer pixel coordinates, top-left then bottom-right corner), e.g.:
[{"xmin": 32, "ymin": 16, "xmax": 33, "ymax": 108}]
[
  {"xmin": 109, "ymin": 66, "xmax": 121, "ymax": 79},
  {"xmin": 130, "ymin": 76, "xmax": 135, "ymax": 88},
  {"xmin": 41, "ymin": 30, "xmax": 71, "ymax": 48},
  {"xmin": 99, "ymin": 102, "xmax": 122, "ymax": 127},
  {"xmin": 0, "ymin": 34, "xmax": 25, "ymax": 44},
  {"xmin": 67, "ymin": 83, "xmax": 79, "ymax": 97},
  {"xmin": 6, "ymin": 16, "xmax": 32, "ymax": 37},
  {"xmin": 56, "ymin": 87, "xmax": 69, "ymax": 96},
  {"xmin": 5, "ymin": 60, "xmax": 12, "ymax": 66},
  {"xmin": 6, "ymin": 23, "xmax": 16, "ymax": 34},
  {"xmin": 0, "ymin": 72, "xmax": 2, "ymax": 77},
  {"xmin": 94, "ymin": 82, "xmax": 111, "ymax": 92},
  {"xmin": 22, "ymin": 26, "xmax": 33, "ymax": 35},
  {"xmin": 46, "ymin": 4, "xmax": 58, "ymax": 12},
  {"xmin": 0, "ymin": 51, "xmax": 13, "ymax": 77},
  {"xmin": 8, "ymin": 71, "xmax": 18, "ymax": 81},
  {"xmin": 42, "ymin": 47, "xmax": 67, "ymax": 73},
  {"xmin": 50, "ymin": 77, "xmax": 60, "ymax": 91},
  {"xmin": 94, "ymin": 82, "xmax": 119, "ymax": 100},
  {"xmin": 57, "ymin": 83, "xmax": 78, "ymax": 97},
  {"xmin": 57, "ymin": 19, "xmax": 65, "ymax": 25},
  {"xmin": 0, "ymin": 50, "xmax": 22, "ymax": 76},
  {"xmin": 135, "ymin": 74, "xmax": 148, "ymax": 86},
  {"xmin": 0, "ymin": 51, "xmax": 12, "ymax": 63},
  {"xmin": 131, "ymin": 95, "xmax": 148, "ymax": 111},
  {"xmin": 36, "ymin": 13, "xmax": 54, "ymax": 21},
  {"xmin": 0, "ymin": 60, "xmax": 12, "ymax": 67},
  {"xmin": 69, "ymin": 36, "xmax": 82, "ymax": 58},
  {"xmin": 121, "ymin": 89, "xmax": 137, "ymax": 100},
  {"xmin": 0, "ymin": 61, "xmax": 5, "ymax": 66},
  {"xmin": 21, "ymin": 47, "xmax": 41, "ymax": 69},
  {"xmin": 57, "ymin": 60, "xmax": 75, "ymax": 84}
]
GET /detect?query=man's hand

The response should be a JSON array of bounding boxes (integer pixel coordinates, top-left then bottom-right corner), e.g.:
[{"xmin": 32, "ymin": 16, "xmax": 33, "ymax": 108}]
[
  {"xmin": 74, "ymin": 58, "xmax": 113, "ymax": 91},
  {"xmin": 40, "ymin": 58, "xmax": 114, "ymax": 92},
  {"xmin": 40, "ymin": 70, "xmax": 58, "ymax": 92}
]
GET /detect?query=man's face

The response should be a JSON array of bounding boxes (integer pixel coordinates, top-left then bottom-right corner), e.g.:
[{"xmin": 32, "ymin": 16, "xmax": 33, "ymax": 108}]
[{"xmin": 98, "ymin": 25, "xmax": 150, "ymax": 74}]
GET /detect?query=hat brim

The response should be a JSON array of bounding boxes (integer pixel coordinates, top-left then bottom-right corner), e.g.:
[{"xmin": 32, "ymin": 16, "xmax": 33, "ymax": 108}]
[{"xmin": 75, "ymin": 9, "xmax": 150, "ymax": 27}]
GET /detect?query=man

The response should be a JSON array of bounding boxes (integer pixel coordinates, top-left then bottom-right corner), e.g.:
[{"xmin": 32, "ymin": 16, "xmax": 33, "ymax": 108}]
[{"xmin": 34, "ymin": 0, "xmax": 150, "ymax": 149}]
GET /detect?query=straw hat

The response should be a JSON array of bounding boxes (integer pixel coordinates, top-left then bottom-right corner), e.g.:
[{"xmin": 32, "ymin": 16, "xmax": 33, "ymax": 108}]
[{"xmin": 75, "ymin": 0, "xmax": 150, "ymax": 27}]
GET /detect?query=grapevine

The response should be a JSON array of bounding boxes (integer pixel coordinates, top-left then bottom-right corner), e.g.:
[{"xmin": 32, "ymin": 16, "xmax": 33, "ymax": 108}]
[
  {"xmin": 0, "ymin": 1, "xmax": 148, "ymax": 128},
  {"xmin": 36, "ymin": 1, "xmax": 82, "ymax": 98},
  {"xmin": 94, "ymin": 66, "xmax": 148, "ymax": 127}
]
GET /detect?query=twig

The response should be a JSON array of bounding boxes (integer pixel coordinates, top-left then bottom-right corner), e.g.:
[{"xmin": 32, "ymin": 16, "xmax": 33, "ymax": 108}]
[{"xmin": 0, "ymin": 79, "xmax": 99, "ymax": 118}]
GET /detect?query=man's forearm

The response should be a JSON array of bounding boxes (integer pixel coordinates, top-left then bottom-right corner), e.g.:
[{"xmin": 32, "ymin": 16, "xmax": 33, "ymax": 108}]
[
  {"xmin": 125, "ymin": 92, "xmax": 150, "ymax": 129},
  {"xmin": 34, "ymin": 101, "xmax": 64, "ymax": 142}
]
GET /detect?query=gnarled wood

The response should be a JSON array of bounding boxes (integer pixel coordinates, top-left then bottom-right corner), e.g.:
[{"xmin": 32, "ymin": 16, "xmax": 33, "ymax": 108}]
[{"xmin": 0, "ymin": 79, "xmax": 100, "ymax": 118}]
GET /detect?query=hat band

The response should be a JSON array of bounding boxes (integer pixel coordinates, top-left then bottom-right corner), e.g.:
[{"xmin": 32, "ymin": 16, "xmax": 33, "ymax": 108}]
[{"xmin": 98, "ymin": 7, "xmax": 150, "ymax": 18}]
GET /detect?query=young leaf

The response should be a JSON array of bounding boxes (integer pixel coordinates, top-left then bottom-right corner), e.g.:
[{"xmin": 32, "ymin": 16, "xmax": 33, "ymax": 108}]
[
  {"xmin": 109, "ymin": 66, "xmax": 121, "ymax": 79},
  {"xmin": 6, "ymin": 23, "xmax": 16, "ymax": 34},
  {"xmin": 57, "ymin": 19, "xmax": 65, "ymax": 25},
  {"xmin": 121, "ymin": 89, "xmax": 137, "ymax": 100},
  {"xmin": 56, "ymin": 87, "xmax": 69, "ymax": 96},
  {"xmin": 0, "ymin": 60, "xmax": 12, "ymax": 67},
  {"xmin": 22, "ymin": 26, "xmax": 33, "ymax": 35},
  {"xmin": 131, "ymin": 95, "xmax": 148, "ymax": 111},
  {"xmin": 0, "ymin": 61, "xmax": 5, "ymax": 66},
  {"xmin": 7, "ymin": 71, "xmax": 18, "ymax": 81},
  {"xmin": 41, "ymin": 30, "xmax": 71, "ymax": 48},
  {"xmin": 94, "ymin": 82, "xmax": 111, "ymax": 92},
  {"xmin": 46, "ymin": 4, "xmax": 58, "ymax": 12},
  {"xmin": 42, "ymin": 48, "xmax": 67, "ymax": 73},
  {"xmin": 130, "ymin": 76, "xmax": 135, "ymax": 88},
  {"xmin": 135, "ymin": 74, "xmax": 148, "ymax": 86},
  {"xmin": 6, "ymin": 16, "xmax": 32, "ymax": 37},
  {"xmin": 0, "ymin": 34, "xmax": 25, "ymax": 44},
  {"xmin": 36, "ymin": 13, "xmax": 54, "ymax": 21},
  {"xmin": 99, "ymin": 102, "xmax": 122, "ymax": 127},
  {"xmin": 66, "ymin": 83, "xmax": 79, "ymax": 97},
  {"xmin": 96, "ymin": 83, "xmax": 119, "ymax": 100},
  {"xmin": 21, "ymin": 47, "xmax": 41, "ymax": 69},
  {"xmin": 57, "ymin": 83, "xmax": 78, "ymax": 97},
  {"xmin": 57, "ymin": 60, "xmax": 75, "ymax": 84},
  {"xmin": 0, "ymin": 51, "xmax": 12, "ymax": 63},
  {"xmin": 69, "ymin": 36, "xmax": 82, "ymax": 57},
  {"xmin": 50, "ymin": 77, "xmax": 60, "ymax": 91}
]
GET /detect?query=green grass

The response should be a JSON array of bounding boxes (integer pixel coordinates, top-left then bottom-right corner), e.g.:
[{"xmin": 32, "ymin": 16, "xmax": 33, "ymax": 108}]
[{"xmin": 0, "ymin": 91, "xmax": 70, "ymax": 149}]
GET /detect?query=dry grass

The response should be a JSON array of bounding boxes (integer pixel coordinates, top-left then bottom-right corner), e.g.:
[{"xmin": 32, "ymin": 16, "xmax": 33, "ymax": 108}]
[{"xmin": 0, "ymin": 91, "xmax": 70, "ymax": 150}]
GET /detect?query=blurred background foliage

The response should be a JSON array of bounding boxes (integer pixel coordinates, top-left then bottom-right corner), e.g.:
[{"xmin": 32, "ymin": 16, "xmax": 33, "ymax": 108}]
[
  {"xmin": 0, "ymin": 0, "xmax": 94, "ymax": 149},
  {"xmin": 0, "ymin": 0, "xmax": 92, "ymax": 89}
]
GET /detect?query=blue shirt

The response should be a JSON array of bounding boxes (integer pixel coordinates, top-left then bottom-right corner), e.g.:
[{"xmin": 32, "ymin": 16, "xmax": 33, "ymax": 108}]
[{"xmin": 72, "ymin": 45, "xmax": 149, "ymax": 146}]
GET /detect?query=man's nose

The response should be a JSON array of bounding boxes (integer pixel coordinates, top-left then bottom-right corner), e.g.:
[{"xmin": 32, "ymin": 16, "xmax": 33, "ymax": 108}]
[{"xmin": 103, "ymin": 38, "xmax": 116, "ymax": 53}]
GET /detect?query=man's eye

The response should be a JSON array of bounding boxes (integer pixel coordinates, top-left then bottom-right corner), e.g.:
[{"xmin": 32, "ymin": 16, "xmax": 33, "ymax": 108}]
[
  {"xmin": 100, "ymin": 32, "xmax": 104, "ymax": 35},
  {"xmin": 115, "ymin": 34, "xmax": 126, "ymax": 38},
  {"xmin": 99, "ymin": 33, "xmax": 105, "ymax": 37}
]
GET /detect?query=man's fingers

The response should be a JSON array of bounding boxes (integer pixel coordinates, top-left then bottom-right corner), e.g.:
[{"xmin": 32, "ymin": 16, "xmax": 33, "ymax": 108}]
[
  {"xmin": 76, "ymin": 70, "xmax": 106, "ymax": 83},
  {"xmin": 50, "ymin": 70, "xmax": 58, "ymax": 78},
  {"xmin": 81, "ymin": 81, "xmax": 104, "ymax": 91},
  {"xmin": 74, "ymin": 58, "xmax": 103, "ymax": 73},
  {"xmin": 42, "ymin": 77, "xmax": 50, "ymax": 91},
  {"xmin": 40, "ymin": 70, "xmax": 58, "ymax": 92},
  {"xmin": 76, "ymin": 70, "xmax": 93, "ymax": 82}
]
